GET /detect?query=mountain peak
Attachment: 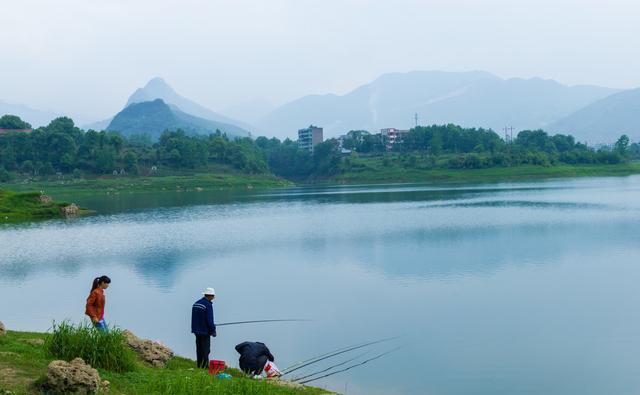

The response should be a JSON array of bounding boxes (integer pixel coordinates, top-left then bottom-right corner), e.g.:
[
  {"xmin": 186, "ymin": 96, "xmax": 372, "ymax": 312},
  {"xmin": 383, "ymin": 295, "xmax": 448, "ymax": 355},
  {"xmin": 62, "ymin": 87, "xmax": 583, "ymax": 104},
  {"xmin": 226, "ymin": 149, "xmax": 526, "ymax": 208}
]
[
  {"xmin": 144, "ymin": 77, "xmax": 172, "ymax": 90},
  {"xmin": 127, "ymin": 77, "xmax": 178, "ymax": 107}
]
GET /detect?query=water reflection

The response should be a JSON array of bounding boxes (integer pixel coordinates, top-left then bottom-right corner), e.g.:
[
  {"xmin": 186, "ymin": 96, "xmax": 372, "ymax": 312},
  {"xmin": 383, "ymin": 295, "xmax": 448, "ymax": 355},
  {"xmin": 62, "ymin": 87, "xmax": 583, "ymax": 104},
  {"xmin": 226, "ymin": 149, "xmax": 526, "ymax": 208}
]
[{"xmin": 2, "ymin": 176, "xmax": 640, "ymax": 394}]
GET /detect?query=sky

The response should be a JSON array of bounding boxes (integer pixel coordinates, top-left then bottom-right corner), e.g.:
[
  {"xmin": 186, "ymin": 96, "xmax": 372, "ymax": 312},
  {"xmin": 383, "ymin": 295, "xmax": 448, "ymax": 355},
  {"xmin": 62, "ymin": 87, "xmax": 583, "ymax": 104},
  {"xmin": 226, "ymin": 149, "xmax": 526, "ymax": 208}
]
[{"xmin": 2, "ymin": 0, "xmax": 639, "ymax": 122}]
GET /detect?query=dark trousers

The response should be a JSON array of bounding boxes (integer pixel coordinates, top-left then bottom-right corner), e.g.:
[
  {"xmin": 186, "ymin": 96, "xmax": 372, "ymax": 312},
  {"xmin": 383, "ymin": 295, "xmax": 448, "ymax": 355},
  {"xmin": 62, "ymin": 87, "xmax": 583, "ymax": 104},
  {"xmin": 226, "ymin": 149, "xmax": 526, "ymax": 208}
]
[
  {"xmin": 240, "ymin": 355, "xmax": 268, "ymax": 375},
  {"xmin": 195, "ymin": 334, "xmax": 211, "ymax": 369}
]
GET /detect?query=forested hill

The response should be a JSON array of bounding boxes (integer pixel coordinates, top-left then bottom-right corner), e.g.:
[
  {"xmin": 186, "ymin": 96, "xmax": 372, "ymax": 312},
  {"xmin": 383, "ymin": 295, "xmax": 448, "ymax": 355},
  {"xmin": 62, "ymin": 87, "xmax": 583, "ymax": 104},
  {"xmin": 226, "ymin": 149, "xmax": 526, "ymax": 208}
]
[{"xmin": 107, "ymin": 99, "xmax": 249, "ymax": 140}]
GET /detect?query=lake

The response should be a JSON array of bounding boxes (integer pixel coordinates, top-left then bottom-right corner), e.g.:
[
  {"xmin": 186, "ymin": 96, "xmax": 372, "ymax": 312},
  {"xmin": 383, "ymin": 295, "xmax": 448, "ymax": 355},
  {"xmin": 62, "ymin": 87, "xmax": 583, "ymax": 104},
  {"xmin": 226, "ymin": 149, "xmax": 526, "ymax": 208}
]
[{"xmin": 2, "ymin": 176, "xmax": 640, "ymax": 394}]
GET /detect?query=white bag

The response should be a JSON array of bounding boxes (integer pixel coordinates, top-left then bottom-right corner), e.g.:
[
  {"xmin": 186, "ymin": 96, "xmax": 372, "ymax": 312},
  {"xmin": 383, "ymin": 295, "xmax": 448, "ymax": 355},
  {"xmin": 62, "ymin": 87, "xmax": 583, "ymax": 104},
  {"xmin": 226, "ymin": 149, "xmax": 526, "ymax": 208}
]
[{"xmin": 264, "ymin": 360, "xmax": 282, "ymax": 378}]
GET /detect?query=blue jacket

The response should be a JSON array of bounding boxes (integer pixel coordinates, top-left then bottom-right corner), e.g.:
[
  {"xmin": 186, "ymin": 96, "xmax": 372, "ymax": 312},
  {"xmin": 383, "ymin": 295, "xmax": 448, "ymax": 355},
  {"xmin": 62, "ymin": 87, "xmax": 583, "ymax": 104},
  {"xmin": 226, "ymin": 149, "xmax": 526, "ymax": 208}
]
[{"xmin": 191, "ymin": 297, "xmax": 216, "ymax": 336}]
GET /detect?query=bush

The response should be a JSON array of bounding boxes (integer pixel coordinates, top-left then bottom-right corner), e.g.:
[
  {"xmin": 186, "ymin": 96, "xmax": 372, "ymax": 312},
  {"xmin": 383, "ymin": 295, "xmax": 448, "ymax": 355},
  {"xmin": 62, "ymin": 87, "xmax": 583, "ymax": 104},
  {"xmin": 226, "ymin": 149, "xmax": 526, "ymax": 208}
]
[
  {"xmin": 0, "ymin": 166, "xmax": 12, "ymax": 182},
  {"xmin": 44, "ymin": 321, "xmax": 137, "ymax": 372}
]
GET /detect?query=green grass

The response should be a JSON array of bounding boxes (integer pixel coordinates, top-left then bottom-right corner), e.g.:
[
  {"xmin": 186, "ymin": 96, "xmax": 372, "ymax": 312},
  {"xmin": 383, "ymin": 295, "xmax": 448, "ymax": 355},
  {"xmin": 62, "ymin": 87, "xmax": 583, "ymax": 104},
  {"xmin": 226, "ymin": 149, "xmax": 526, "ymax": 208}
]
[
  {"xmin": 0, "ymin": 330, "xmax": 329, "ymax": 395},
  {"xmin": 1, "ymin": 167, "xmax": 292, "ymax": 198},
  {"xmin": 44, "ymin": 321, "xmax": 136, "ymax": 373},
  {"xmin": 0, "ymin": 189, "xmax": 78, "ymax": 222},
  {"xmin": 333, "ymin": 155, "xmax": 640, "ymax": 185}
]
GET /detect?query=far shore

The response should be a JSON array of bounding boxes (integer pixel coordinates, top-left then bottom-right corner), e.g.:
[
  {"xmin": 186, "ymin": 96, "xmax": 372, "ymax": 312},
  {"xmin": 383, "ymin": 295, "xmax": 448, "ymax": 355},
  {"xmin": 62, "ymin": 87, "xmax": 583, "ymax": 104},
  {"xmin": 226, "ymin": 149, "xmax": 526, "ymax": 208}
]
[{"xmin": 1, "ymin": 162, "xmax": 639, "ymax": 210}]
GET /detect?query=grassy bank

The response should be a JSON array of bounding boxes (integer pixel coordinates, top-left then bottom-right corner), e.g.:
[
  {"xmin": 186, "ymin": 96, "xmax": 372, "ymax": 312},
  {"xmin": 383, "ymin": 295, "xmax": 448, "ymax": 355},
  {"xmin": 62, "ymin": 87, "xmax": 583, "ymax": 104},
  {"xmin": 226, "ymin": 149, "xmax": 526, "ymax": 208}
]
[
  {"xmin": 0, "ymin": 330, "xmax": 329, "ymax": 395},
  {"xmin": 0, "ymin": 190, "xmax": 88, "ymax": 223},
  {"xmin": 1, "ymin": 167, "xmax": 292, "ymax": 197},
  {"xmin": 332, "ymin": 156, "xmax": 640, "ymax": 184}
]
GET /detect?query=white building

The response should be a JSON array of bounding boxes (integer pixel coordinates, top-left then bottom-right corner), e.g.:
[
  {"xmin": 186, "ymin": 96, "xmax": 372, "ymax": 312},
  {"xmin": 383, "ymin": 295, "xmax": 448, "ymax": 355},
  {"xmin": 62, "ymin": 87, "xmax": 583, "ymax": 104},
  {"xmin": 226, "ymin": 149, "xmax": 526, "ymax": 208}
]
[
  {"xmin": 298, "ymin": 125, "xmax": 324, "ymax": 153},
  {"xmin": 380, "ymin": 128, "xmax": 409, "ymax": 150}
]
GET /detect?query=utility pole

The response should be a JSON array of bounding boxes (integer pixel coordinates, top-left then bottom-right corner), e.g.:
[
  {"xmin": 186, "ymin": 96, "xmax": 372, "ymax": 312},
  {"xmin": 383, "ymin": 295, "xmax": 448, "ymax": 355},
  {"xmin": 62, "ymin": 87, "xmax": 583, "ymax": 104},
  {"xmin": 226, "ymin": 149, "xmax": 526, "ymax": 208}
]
[{"xmin": 503, "ymin": 126, "xmax": 515, "ymax": 143}]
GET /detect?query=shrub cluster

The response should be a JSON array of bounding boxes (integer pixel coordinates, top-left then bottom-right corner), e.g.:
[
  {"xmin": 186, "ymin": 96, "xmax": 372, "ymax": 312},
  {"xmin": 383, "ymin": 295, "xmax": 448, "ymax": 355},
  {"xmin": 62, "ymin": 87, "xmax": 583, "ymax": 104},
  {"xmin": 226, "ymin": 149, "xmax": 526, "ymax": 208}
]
[{"xmin": 44, "ymin": 321, "xmax": 136, "ymax": 372}]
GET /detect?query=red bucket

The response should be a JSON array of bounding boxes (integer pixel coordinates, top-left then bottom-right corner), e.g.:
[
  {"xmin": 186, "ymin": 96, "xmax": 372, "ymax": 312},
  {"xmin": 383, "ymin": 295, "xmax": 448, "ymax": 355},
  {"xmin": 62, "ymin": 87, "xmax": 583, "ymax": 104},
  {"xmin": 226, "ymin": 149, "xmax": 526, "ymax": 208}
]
[{"xmin": 209, "ymin": 360, "xmax": 226, "ymax": 375}]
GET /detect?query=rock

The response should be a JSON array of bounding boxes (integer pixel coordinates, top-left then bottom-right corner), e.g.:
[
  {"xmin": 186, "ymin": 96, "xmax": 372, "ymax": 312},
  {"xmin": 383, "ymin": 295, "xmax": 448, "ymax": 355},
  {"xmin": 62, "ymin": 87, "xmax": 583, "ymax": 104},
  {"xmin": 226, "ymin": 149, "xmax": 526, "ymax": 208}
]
[
  {"xmin": 0, "ymin": 321, "xmax": 5, "ymax": 336},
  {"xmin": 46, "ymin": 358, "xmax": 106, "ymax": 394},
  {"xmin": 60, "ymin": 203, "xmax": 79, "ymax": 217},
  {"xmin": 123, "ymin": 330, "xmax": 173, "ymax": 368},
  {"xmin": 24, "ymin": 338, "xmax": 45, "ymax": 346},
  {"xmin": 38, "ymin": 194, "xmax": 52, "ymax": 204}
]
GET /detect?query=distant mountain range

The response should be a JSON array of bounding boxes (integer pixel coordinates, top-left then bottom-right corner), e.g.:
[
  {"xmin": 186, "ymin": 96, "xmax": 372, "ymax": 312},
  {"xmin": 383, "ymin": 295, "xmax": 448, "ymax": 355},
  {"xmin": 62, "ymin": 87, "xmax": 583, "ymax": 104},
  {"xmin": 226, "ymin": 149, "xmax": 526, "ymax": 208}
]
[
  {"xmin": 3, "ymin": 71, "xmax": 640, "ymax": 144},
  {"xmin": 255, "ymin": 70, "xmax": 620, "ymax": 141},
  {"xmin": 0, "ymin": 100, "xmax": 60, "ymax": 128},
  {"xmin": 548, "ymin": 88, "xmax": 640, "ymax": 143}
]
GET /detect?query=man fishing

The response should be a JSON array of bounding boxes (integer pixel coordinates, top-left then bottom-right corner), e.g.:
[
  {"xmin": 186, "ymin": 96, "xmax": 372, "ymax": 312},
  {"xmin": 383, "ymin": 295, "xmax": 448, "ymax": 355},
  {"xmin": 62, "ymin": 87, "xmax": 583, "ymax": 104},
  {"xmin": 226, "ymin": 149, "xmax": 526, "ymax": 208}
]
[
  {"xmin": 235, "ymin": 341, "xmax": 277, "ymax": 376},
  {"xmin": 191, "ymin": 287, "xmax": 216, "ymax": 369}
]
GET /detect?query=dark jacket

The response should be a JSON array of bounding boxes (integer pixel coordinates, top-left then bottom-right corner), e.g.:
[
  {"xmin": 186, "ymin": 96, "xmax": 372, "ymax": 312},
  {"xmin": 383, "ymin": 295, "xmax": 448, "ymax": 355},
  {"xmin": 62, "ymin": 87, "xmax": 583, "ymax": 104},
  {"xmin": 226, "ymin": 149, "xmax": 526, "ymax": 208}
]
[
  {"xmin": 235, "ymin": 341, "xmax": 274, "ymax": 374},
  {"xmin": 191, "ymin": 297, "xmax": 216, "ymax": 336}
]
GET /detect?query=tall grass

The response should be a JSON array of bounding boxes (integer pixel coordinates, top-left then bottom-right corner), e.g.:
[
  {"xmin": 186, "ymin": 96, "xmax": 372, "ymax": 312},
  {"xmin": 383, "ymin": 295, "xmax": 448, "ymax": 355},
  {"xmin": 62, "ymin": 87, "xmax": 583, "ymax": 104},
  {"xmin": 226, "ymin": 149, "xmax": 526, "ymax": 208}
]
[
  {"xmin": 130, "ymin": 369, "xmax": 314, "ymax": 395},
  {"xmin": 44, "ymin": 321, "xmax": 136, "ymax": 372}
]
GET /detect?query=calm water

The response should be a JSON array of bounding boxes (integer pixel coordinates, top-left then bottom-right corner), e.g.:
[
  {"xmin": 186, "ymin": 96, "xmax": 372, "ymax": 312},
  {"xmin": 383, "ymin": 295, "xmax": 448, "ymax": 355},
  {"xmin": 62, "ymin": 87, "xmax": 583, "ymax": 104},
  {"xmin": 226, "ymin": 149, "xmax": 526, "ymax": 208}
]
[{"xmin": 2, "ymin": 176, "xmax": 640, "ymax": 394}]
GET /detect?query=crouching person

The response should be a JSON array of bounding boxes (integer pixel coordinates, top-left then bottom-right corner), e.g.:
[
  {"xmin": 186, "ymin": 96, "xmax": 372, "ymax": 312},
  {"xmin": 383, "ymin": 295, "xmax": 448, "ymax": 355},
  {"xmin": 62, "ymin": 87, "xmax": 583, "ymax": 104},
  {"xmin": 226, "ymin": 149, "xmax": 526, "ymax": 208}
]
[
  {"xmin": 235, "ymin": 341, "xmax": 280, "ymax": 377},
  {"xmin": 191, "ymin": 287, "xmax": 217, "ymax": 369}
]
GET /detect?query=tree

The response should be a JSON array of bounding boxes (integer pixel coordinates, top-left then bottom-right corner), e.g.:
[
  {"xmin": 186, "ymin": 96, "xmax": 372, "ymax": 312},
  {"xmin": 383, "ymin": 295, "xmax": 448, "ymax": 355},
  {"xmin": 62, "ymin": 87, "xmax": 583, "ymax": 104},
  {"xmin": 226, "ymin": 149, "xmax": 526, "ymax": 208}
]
[
  {"xmin": 0, "ymin": 115, "xmax": 31, "ymax": 129},
  {"xmin": 311, "ymin": 140, "xmax": 341, "ymax": 176},
  {"xmin": 0, "ymin": 166, "xmax": 12, "ymax": 182},
  {"xmin": 614, "ymin": 135, "xmax": 630, "ymax": 156}
]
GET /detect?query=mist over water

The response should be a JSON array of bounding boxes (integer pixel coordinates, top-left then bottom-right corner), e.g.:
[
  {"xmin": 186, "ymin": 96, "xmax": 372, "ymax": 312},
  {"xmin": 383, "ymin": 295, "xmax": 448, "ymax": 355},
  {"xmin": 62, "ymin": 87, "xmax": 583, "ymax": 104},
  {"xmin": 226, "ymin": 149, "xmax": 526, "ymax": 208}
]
[{"xmin": 2, "ymin": 176, "xmax": 640, "ymax": 394}]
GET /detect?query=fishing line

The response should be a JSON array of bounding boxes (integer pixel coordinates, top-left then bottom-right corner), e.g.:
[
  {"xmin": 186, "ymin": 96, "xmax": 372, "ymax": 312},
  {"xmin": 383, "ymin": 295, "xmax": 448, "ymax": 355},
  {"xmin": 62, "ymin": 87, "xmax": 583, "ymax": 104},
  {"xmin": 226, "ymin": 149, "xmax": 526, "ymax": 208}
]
[
  {"xmin": 281, "ymin": 335, "xmax": 400, "ymax": 376},
  {"xmin": 297, "ymin": 346, "xmax": 404, "ymax": 385},
  {"xmin": 291, "ymin": 351, "xmax": 370, "ymax": 382}
]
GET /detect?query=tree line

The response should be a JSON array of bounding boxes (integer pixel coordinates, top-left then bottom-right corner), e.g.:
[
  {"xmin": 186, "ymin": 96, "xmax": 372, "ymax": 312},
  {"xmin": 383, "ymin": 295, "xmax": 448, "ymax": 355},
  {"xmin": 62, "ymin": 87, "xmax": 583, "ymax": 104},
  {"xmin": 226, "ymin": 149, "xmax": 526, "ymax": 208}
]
[
  {"xmin": 0, "ymin": 115, "xmax": 267, "ymax": 181},
  {"xmin": 0, "ymin": 114, "xmax": 637, "ymax": 182},
  {"xmin": 337, "ymin": 124, "xmax": 637, "ymax": 169}
]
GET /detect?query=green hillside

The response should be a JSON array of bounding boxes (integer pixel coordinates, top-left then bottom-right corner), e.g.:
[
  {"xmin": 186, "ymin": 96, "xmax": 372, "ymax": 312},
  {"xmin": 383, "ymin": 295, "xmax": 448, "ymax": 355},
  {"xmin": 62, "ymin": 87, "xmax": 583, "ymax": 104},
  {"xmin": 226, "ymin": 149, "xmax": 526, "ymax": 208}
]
[{"xmin": 107, "ymin": 99, "xmax": 248, "ymax": 140}]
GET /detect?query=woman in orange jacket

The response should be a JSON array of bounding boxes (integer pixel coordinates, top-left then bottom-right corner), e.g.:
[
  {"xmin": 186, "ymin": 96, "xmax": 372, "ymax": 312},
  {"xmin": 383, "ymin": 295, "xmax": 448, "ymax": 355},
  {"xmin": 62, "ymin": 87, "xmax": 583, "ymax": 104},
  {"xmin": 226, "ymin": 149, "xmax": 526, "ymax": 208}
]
[{"xmin": 85, "ymin": 275, "xmax": 111, "ymax": 330}]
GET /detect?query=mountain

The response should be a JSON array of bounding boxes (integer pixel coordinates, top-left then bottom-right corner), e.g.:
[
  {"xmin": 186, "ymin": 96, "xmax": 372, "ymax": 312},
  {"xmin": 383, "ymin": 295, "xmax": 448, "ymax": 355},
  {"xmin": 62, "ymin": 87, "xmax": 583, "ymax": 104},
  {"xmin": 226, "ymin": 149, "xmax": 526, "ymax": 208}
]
[
  {"xmin": 548, "ymin": 88, "xmax": 640, "ymax": 143},
  {"xmin": 83, "ymin": 118, "xmax": 112, "ymax": 131},
  {"xmin": 0, "ymin": 100, "xmax": 60, "ymax": 128},
  {"xmin": 221, "ymin": 98, "xmax": 276, "ymax": 124},
  {"xmin": 126, "ymin": 77, "xmax": 254, "ymax": 132},
  {"xmin": 257, "ymin": 70, "xmax": 618, "ymax": 139},
  {"xmin": 107, "ymin": 99, "xmax": 248, "ymax": 140}
]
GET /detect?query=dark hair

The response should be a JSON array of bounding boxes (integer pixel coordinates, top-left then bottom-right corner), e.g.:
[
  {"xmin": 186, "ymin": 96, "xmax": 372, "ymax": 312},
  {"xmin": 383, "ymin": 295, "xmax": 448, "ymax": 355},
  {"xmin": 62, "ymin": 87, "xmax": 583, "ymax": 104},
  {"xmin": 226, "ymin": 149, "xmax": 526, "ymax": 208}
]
[{"xmin": 91, "ymin": 275, "xmax": 111, "ymax": 291}]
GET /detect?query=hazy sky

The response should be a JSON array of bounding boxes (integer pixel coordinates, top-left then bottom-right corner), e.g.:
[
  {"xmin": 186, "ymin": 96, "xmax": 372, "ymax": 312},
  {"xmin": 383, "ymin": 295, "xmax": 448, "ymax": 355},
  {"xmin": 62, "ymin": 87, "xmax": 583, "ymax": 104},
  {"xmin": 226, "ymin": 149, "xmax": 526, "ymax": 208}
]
[{"xmin": 2, "ymin": 0, "xmax": 639, "ymax": 121}]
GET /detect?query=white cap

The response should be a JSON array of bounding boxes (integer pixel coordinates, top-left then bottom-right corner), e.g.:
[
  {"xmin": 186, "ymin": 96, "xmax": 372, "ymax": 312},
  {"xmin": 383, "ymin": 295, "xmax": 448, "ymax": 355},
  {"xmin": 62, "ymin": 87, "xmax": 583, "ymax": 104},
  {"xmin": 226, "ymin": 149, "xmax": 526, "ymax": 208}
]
[{"xmin": 203, "ymin": 287, "xmax": 216, "ymax": 296}]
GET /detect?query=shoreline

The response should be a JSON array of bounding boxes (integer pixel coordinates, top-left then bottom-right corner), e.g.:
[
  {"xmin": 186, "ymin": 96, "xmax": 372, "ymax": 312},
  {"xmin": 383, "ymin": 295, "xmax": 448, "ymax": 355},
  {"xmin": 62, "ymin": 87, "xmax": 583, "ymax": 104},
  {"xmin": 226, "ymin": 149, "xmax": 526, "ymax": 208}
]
[
  {"xmin": 0, "ymin": 328, "xmax": 331, "ymax": 395},
  {"xmin": 0, "ymin": 190, "xmax": 91, "ymax": 223},
  {"xmin": 326, "ymin": 162, "xmax": 640, "ymax": 186}
]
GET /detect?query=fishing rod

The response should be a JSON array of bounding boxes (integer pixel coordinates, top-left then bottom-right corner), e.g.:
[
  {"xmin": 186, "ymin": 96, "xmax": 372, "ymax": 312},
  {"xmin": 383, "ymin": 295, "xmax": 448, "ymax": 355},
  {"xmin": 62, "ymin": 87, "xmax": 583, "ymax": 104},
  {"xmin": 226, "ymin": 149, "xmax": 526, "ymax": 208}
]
[
  {"xmin": 291, "ymin": 351, "xmax": 370, "ymax": 382},
  {"xmin": 281, "ymin": 335, "xmax": 400, "ymax": 376},
  {"xmin": 297, "ymin": 346, "xmax": 404, "ymax": 385},
  {"xmin": 282, "ymin": 335, "xmax": 400, "ymax": 374},
  {"xmin": 216, "ymin": 319, "xmax": 311, "ymax": 327}
]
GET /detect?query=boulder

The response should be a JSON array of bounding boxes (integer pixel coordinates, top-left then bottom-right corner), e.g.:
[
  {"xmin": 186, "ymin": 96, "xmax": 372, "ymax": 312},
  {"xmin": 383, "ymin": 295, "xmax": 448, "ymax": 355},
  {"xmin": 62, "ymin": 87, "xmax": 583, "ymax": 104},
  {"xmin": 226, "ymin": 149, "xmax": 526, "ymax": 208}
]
[
  {"xmin": 46, "ymin": 358, "xmax": 106, "ymax": 394},
  {"xmin": 123, "ymin": 330, "xmax": 173, "ymax": 368},
  {"xmin": 0, "ymin": 321, "xmax": 5, "ymax": 336},
  {"xmin": 60, "ymin": 204, "xmax": 79, "ymax": 217},
  {"xmin": 38, "ymin": 194, "xmax": 52, "ymax": 204}
]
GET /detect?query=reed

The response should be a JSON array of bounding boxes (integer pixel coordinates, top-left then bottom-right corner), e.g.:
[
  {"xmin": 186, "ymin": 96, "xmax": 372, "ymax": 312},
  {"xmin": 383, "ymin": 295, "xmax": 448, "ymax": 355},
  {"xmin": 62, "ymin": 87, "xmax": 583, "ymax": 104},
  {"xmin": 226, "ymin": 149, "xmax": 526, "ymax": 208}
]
[{"xmin": 44, "ymin": 321, "xmax": 136, "ymax": 372}]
